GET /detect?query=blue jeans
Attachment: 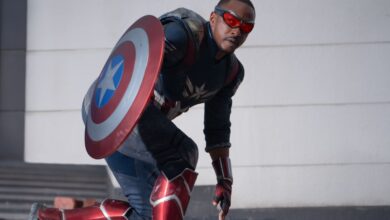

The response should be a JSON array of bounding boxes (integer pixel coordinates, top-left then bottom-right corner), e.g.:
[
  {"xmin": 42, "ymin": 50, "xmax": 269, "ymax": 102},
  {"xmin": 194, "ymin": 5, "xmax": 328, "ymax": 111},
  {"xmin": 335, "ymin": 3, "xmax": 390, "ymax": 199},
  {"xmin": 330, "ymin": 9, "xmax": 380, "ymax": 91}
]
[{"xmin": 106, "ymin": 151, "xmax": 159, "ymax": 219}]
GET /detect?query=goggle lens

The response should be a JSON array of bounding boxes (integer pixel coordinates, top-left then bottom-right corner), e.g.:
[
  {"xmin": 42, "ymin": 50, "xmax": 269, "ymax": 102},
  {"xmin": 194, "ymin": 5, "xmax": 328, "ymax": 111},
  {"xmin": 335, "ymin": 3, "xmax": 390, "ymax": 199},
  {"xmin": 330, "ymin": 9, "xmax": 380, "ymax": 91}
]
[
  {"xmin": 223, "ymin": 12, "xmax": 241, "ymax": 28},
  {"xmin": 240, "ymin": 22, "xmax": 254, "ymax": 33},
  {"xmin": 221, "ymin": 11, "xmax": 254, "ymax": 33}
]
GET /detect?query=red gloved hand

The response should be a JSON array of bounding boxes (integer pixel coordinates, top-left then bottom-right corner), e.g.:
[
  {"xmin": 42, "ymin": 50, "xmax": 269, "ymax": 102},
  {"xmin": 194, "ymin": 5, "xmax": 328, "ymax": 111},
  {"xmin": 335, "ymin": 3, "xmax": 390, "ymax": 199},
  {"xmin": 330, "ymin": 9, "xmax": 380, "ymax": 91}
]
[{"xmin": 212, "ymin": 157, "xmax": 233, "ymax": 219}]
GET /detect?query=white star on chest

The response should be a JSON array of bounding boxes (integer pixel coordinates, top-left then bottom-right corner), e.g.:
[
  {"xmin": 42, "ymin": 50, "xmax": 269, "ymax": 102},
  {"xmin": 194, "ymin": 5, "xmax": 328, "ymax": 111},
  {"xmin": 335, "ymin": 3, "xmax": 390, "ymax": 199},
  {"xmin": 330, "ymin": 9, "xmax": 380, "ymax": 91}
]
[{"xmin": 97, "ymin": 60, "xmax": 123, "ymax": 106}]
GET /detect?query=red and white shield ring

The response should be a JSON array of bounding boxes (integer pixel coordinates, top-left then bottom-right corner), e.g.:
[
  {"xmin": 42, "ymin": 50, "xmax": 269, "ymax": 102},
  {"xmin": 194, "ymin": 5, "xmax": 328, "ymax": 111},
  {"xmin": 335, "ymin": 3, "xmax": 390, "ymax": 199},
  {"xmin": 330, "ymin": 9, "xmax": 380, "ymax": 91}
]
[{"xmin": 85, "ymin": 15, "xmax": 164, "ymax": 159}]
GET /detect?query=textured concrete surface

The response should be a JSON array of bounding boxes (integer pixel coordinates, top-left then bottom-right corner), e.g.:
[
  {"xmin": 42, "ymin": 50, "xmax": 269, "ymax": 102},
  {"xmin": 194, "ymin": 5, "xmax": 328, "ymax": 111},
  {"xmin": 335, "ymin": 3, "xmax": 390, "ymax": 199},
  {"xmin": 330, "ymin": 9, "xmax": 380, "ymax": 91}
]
[
  {"xmin": 0, "ymin": 0, "xmax": 27, "ymax": 161},
  {"xmin": 186, "ymin": 186, "xmax": 390, "ymax": 219}
]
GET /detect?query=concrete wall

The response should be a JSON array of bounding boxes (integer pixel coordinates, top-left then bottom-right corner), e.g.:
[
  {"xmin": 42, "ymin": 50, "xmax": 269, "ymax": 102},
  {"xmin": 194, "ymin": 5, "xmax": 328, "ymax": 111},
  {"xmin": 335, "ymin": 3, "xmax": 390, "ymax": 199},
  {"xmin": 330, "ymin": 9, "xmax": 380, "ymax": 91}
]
[
  {"xmin": 23, "ymin": 0, "xmax": 390, "ymax": 208},
  {"xmin": 0, "ymin": 0, "xmax": 27, "ymax": 161}
]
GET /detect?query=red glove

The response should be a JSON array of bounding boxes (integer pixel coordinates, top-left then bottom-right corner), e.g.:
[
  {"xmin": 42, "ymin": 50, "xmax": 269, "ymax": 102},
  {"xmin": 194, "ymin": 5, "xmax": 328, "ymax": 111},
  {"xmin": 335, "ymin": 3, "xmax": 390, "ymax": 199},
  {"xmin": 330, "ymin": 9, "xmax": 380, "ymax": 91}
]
[{"xmin": 212, "ymin": 157, "xmax": 233, "ymax": 218}]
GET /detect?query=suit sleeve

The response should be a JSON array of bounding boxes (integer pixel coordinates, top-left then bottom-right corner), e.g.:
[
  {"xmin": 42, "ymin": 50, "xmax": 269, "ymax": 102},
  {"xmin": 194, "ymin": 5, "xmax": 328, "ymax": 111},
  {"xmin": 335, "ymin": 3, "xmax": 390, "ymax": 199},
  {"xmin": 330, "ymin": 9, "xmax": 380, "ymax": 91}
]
[
  {"xmin": 203, "ymin": 61, "xmax": 245, "ymax": 152},
  {"xmin": 161, "ymin": 20, "xmax": 189, "ymax": 69}
]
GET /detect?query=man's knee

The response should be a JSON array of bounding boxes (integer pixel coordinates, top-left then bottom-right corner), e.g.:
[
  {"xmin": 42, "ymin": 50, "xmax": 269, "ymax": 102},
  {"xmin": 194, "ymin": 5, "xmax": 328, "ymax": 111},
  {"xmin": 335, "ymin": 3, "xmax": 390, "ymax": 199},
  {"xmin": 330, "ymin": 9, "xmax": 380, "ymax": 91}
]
[
  {"xmin": 177, "ymin": 136, "xmax": 198, "ymax": 169},
  {"xmin": 159, "ymin": 132, "xmax": 198, "ymax": 179}
]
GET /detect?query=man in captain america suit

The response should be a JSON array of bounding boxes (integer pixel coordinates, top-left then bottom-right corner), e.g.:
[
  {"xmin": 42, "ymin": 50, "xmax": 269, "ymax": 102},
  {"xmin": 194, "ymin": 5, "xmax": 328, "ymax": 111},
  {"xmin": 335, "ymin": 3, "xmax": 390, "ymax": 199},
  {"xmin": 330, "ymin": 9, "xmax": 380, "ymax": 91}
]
[{"xmin": 29, "ymin": 0, "xmax": 255, "ymax": 219}]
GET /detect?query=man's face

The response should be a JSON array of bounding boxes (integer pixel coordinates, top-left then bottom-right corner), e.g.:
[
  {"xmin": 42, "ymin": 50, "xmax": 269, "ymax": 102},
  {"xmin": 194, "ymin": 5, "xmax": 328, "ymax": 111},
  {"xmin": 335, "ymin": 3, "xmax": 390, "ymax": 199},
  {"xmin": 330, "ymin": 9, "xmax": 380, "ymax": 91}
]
[{"xmin": 210, "ymin": 1, "xmax": 255, "ymax": 54}]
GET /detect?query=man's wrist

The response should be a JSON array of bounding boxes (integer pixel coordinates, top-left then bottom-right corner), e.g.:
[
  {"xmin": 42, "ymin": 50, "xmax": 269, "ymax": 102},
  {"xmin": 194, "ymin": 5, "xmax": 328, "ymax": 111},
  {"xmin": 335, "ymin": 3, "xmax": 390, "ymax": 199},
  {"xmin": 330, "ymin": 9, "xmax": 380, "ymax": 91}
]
[
  {"xmin": 209, "ymin": 147, "xmax": 230, "ymax": 161},
  {"xmin": 212, "ymin": 157, "xmax": 233, "ymax": 183}
]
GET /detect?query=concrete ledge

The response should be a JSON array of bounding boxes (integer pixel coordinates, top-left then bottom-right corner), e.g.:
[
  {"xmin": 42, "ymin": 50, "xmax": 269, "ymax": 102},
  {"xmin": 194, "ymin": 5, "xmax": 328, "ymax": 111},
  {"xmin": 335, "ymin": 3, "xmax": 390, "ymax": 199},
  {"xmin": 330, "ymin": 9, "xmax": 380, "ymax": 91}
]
[
  {"xmin": 109, "ymin": 185, "xmax": 390, "ymax": 220},
  {"xmin": 222, "ymin": 206, "xmax": 390, "ymax": 220}
]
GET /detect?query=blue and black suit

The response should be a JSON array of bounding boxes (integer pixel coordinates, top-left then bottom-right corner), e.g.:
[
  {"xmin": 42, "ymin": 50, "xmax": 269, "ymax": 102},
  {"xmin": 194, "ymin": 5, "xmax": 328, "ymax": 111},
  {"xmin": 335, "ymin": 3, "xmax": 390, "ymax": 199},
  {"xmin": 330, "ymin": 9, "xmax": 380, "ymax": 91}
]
[{"xmin": 106, "ymin": 8, "xmax": 245, "ymax": 219}]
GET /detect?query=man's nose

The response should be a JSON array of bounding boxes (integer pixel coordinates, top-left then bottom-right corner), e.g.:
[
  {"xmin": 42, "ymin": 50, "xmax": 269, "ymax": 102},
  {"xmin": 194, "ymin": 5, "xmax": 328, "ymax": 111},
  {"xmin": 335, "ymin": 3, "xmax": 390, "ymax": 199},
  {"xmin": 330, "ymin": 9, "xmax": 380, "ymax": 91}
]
[{"xmin": 230, "ymin": 26, "xmax": 242, "ymax": 37}]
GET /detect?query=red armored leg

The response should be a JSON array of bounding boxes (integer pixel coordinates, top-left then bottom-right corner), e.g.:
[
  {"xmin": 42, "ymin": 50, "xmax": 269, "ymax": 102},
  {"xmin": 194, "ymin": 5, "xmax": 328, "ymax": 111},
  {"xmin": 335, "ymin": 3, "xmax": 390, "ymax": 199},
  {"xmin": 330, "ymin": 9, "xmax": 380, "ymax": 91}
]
[
  {"xmin": 31, "ymin": 199, "xmax": 131, "ymax": 220},
  {"xmin": 150, "ymin": 168, "xmax": 198, "ymax": 220}
]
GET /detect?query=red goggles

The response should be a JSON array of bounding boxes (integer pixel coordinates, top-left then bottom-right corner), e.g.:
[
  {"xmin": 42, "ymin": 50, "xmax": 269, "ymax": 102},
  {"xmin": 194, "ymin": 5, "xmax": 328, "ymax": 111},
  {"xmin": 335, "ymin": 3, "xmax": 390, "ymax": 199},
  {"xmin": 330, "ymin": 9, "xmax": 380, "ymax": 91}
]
[{"xmin": 214, "ymin": 7, "xmax": 255, "ymax": 34}]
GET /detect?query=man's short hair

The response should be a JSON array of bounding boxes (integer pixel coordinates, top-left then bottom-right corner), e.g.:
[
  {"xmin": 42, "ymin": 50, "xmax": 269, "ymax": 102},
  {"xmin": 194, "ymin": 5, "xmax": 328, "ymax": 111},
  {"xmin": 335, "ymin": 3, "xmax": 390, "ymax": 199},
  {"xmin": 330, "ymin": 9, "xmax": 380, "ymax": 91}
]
[{"xmin": 216, "ymin": 0, "xmax": 255, "ymax": 11}]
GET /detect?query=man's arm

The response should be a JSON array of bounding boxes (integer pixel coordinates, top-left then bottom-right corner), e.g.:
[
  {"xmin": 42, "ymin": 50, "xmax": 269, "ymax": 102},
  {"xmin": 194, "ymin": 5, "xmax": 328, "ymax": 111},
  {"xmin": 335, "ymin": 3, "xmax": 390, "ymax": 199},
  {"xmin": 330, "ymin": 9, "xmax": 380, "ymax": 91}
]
[
  {"xmin": 209, "ymin": 147, "xmax": 229, "ymax": 160},
  {"xmin": 204, "ymin": 58, "xmax": 244, "ymax": 219},
  {"xmin": 203, "ymin": 58, "xmax": 244, "ymax": 152},
  {"xmin": 161, "ymin": 20, "xmax": 188, "ymax": 69},
  {"xmin": 209, "ymin": 147, "xmax": 232, "ymax": 220}
]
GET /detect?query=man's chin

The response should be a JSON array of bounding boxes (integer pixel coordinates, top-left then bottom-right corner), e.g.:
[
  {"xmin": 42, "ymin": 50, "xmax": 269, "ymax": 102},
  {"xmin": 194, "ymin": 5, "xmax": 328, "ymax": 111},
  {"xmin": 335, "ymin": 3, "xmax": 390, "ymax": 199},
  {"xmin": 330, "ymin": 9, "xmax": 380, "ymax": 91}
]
[{"xmin": 220, "ymin": 44, "xmax": 237, "ymax": 54}]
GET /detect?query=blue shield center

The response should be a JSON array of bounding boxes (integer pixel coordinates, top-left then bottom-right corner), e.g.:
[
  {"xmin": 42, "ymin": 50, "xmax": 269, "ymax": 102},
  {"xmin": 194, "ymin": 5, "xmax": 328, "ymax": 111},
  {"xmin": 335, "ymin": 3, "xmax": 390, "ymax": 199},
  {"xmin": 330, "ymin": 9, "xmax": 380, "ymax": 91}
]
[{"xmin": 95, "ymin": 55, "xmax": 124, "ymax": 108}]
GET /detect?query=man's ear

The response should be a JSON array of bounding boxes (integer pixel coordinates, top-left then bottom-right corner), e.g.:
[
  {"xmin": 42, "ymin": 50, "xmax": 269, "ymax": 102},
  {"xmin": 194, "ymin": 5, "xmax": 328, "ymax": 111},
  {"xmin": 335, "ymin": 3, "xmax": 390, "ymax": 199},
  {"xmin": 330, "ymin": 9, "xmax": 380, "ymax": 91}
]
[{"xmin": 210, "ymin": 12, "xmax": 217, "ymax": 28}]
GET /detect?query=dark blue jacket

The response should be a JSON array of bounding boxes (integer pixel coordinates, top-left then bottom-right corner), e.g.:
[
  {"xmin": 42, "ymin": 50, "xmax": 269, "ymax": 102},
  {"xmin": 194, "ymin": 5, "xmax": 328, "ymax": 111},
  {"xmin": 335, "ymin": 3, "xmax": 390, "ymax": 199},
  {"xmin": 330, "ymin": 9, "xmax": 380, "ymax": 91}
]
[{"xmin": 154, "ymin": 8, "xmax": 245, "ymax": 152}]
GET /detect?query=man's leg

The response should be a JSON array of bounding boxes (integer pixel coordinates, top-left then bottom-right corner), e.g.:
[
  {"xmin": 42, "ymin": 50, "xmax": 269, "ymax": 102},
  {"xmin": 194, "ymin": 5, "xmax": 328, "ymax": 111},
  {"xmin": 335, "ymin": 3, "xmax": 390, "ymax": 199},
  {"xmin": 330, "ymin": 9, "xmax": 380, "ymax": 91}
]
[
  {"xmin": 29, "ymin": 129, "xmax": 158, "ymax": 220},
  {"xmin": 149, "ymin": 168, "xmax": 198, "ymax": 220},
  {"xmin": 106, "ymin": 151, "xmax": 159, "ymax": 219},
  {"xmin": 138, "ymin": 104, "xmax": 199, "ymax": 220},
  {"xmin": 29, "ymin": 151, "xmax": 157, "ymax": 220},
  {"xmin": 29, "ymin": 199, "xmax": 132, "ymax": 220},
  {"xmin": 29, "ymin": 102, "xmax": 199, "ymax": 220}
]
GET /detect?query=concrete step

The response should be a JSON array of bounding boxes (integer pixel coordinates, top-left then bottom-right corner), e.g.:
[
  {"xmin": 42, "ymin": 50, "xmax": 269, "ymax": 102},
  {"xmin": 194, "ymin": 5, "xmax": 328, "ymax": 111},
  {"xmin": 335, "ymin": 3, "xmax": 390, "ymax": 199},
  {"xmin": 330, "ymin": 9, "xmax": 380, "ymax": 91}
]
[
  {"xmin": 0, "ymin": 161, "xmax": 110, "ymax": 220},
  {"xmin": 0, "ymin": 161, "xmax": 105, "ymax": 172},
  {"xmin": 0, "ymin": 179, "xmax": 107, "ymax": 190},
  {"xmin": 0, "ymin": 186, "xmax": 105, "ymax": 195},
  {"xmin": 0, "ymin": 193, "xmax": 64, "ymax": 203},
  {"xmin": 0, "ymin": 186, "xmax": 107, "ymax": 198},
  {"xmin": 0, "ymin": 212, "xmax": 29, "ymax": 220},
  {"xmin": 0, "ymin": 201, "xmax": 35, "ymax": 211},
  {"xmin": 0, "ymin": 172, "xmax": 106, "ymax": 183}
]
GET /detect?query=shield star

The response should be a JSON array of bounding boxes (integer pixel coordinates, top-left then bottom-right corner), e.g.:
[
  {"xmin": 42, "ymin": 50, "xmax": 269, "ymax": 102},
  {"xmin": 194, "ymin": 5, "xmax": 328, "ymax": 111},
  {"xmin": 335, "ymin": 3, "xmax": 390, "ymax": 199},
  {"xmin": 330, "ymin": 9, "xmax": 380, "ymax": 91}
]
[{"xmin": 97, "ymin": 59, "xmax": 123, "ymax": 107}]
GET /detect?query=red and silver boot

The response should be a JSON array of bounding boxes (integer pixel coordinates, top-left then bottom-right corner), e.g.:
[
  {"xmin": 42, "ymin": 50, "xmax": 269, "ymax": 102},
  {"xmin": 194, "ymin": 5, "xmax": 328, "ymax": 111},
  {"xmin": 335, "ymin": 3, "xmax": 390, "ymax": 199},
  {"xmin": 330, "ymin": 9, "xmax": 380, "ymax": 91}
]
[
  {"xmin": 29, "ymin": 199, "xmax": 132, "ymax": 220},
  {"xmin": 150, "ymin": 168, "xmax": 198, "ymax": 220}
]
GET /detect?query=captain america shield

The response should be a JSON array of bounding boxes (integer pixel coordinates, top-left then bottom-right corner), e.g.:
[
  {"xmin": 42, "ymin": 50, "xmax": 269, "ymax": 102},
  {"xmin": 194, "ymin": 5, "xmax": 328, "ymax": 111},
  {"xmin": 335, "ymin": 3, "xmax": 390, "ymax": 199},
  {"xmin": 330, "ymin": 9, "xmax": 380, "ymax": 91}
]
[{"xmin": 85, "ymin": 15, "xmax": 164, "ymax": 159}]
